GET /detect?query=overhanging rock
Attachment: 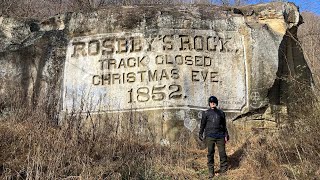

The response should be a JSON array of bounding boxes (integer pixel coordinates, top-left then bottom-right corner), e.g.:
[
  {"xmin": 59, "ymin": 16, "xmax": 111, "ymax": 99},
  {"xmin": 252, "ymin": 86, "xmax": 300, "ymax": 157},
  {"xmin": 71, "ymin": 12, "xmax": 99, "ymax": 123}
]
[{"xmin": 0, "ymin": 2, "xmax": 312, "ymax": 140}]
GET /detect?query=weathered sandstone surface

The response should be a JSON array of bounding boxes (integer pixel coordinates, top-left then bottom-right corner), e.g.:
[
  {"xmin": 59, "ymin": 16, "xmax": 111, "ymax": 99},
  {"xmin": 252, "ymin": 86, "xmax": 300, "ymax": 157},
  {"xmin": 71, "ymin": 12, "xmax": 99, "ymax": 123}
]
[{"xmin": 0, "ymin": 2, "xmax": 312, "ymax": 141}]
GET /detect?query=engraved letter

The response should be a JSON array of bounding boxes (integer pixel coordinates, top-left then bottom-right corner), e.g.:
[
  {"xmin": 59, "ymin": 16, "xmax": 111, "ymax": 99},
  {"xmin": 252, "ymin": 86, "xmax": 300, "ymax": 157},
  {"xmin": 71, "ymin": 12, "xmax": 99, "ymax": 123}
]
[
  {"xmin": 166, "ymin": 55, "xmax": 174, "ymax": 64},
  {"xmin": 195, "ymin": 56, "xmax": 203, "ymax": 66},
  {"xmin": 201, "ymin": 71, "xmax": 208, "ymax": 81},
  {"xmin": 127, "ymin": 72, "xmax": 136, "ymax": 83},
  {"xmin": 185, "ymin": 56, "xmax": 193, "ymax": 65},
  {"xmin": 102, "ymin": 74, "xmax": 111, "ymax": 85},
  {"xmin": 137, "ymin": 71, "xmax": 147, "ymax": 82},
  {"xmin": 192, "ymin": 70, "xmax": 200, "ymax": 81},
  {"xmin": 148, "ymin": 70, "xmax": 158, "ymax": 81},
  {"xmin": 179, "ymin": 35, "xmax": 191, "ymax": 51},
  {"xmin": 171, "ymin": 68, "xmax": 180, "ymax": 79},
  {"xmin": 210, "ymin": 72, "xmax": 219, "ymax": 82},
  {"xmin": 118, "ymin": 58, "xmax": 127, "ymax": 69},
  {"xmin": 163, "ymin": 35, "xmax": 173, "ymax": 51},
  {"xmin": 92, "ymin": 75, "xmax": 101, "ymax": 85},
  {"xmin": 207, "ymin": 36, "xmax": 221, "ymax": 51},
  {"xmin": 194, "ymin": 36, "xmax": 204, "ymax": 51},
  {"xmin": 221, "ymin": 37, "xmax": 232, "ymax": 52},
  {"xmin": 156, "ymin": 55, "xmax": 164, "ymax": 65},
  {"xmin": 175, "ymin": 55, "xmax": 183, "ymax": 65},
  {"xmin": 117, "ymin": 38, "xmax": 127, "ymax": 53},
  {"xmin": 131, "ymin": 37, "xmax": 142, "ymax": 52},
  {"xmin": 98, "ymin": 59, "xmax": 107, "ymax": 70},
  {"xmin": 71, "ymin": 42, "xmax": 86, "ymax": 57},
  {"xmin": 145, "ymin": 35, "xmax": 158, "ymax": 51},
  {"xmin": 102, "ymin": 38, "xmax": 115, "ymax": 55},
  {"xmin": 204, "ymin": 56, "xmax": 211, "ymax": 67},
  {"xmin": 138, "ymin": 56, "xmax": 149, "ymax": 67},
  {"xmin": 127, "ymin": 57, "xmax": 136, "ymax": 67},
  {"xmin": 88, "ymin": 40, "xmax": 100, "ymax": 56},
  {"xmin": 108, "ymin": 59, "xmax": 117, "ymax": 69},
  {"xmin": 112, "ymin": 73, "xmax": 121, "ymax": 84},
  {"xmin": 160, "ymin": 69, "xmax": 169, "ymax": 80}
]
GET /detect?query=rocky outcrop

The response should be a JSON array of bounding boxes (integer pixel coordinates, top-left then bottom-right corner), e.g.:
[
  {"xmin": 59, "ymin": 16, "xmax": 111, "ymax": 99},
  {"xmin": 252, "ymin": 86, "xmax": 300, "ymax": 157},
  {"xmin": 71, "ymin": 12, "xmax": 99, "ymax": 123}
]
[{"xmin": 0, "ymin": 2, "xmax": 313, "ymax": 141}]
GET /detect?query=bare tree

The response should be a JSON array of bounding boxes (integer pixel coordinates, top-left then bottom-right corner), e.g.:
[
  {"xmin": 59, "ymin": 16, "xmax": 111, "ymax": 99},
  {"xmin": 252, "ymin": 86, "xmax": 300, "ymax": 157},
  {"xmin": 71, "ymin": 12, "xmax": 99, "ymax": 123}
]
[{"xmin": 298, "ymin": 12, "xmax": 320, "ymax": 90}]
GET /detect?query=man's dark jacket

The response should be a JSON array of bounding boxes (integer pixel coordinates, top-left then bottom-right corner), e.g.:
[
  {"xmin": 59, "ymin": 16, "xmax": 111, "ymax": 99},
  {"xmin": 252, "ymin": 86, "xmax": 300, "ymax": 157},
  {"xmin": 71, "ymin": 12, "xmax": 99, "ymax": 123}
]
[{"xmin": 199, "ymin": 108, "xmax": 228, "ymax": 138}]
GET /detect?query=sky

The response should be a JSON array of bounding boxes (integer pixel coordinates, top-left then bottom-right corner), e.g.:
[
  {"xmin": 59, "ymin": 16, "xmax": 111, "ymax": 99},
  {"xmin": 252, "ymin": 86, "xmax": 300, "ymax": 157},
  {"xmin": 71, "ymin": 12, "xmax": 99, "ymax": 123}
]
[
  {"xmin": 282, "ymin": 0, "xmax": 319, "ymax": 14},
  {"xmin": 247, "ymin": 0, "xmax": 320, "ymax": 15}
]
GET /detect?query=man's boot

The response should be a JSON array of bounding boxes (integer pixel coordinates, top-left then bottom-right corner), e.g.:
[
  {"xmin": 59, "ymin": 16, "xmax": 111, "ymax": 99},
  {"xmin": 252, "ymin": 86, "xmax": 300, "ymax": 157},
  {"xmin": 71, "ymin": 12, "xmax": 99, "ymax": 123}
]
[{"xmin": 208, "ymin": 166, "xmax": 214, "ymax": 178}]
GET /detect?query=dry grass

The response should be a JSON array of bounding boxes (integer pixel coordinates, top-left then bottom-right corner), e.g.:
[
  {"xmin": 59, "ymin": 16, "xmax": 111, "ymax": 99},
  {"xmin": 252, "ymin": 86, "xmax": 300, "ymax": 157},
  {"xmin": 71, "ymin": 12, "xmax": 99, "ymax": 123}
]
[
  {"xmin": 2, "ymin": 107, "xmax": 317, "ymax": 180},
  {"xmin": 227, "ymin": 88, "xmax": 320, "ymax": 180},
  {"xmin": 0, "ymin": 97, "xmax": 213, "ymax": 179}
]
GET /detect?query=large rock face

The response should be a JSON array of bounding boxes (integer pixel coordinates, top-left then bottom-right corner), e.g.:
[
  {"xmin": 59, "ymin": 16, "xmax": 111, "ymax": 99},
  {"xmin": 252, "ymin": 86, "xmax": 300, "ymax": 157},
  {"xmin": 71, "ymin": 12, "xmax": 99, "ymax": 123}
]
[{"xmin": 0, "ymin": 2, "xmax": 312, "ymax": 141}]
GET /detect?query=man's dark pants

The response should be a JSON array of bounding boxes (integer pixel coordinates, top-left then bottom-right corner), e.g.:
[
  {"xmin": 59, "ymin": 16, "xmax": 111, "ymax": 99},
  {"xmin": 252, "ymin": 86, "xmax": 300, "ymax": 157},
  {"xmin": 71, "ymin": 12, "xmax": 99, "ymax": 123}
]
[{"xmin": 206, "ymin": 137, "xmax": 228, "ymax": 175}]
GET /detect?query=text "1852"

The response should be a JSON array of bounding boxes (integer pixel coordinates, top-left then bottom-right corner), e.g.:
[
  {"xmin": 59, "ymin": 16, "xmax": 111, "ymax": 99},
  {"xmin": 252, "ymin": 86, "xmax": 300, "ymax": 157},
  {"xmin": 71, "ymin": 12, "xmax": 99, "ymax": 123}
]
[{"xmin": 128, "ymin": 84, "xmax": 183, "ymax": 103}]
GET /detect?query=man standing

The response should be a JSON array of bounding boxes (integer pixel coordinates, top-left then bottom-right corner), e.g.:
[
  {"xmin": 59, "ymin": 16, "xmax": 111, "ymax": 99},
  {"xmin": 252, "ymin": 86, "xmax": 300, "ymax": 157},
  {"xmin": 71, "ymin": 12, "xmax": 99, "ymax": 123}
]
[{"xmin": 199, "ymin": 96, "xmax": 229, "ymax": 178}]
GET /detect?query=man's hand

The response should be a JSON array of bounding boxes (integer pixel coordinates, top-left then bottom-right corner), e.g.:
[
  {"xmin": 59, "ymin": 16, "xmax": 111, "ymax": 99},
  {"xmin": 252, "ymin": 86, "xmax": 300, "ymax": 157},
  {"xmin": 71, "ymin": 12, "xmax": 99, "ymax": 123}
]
[{"xmin": 199, "ymin": 133, "xmax": 204, "ymax": 141}]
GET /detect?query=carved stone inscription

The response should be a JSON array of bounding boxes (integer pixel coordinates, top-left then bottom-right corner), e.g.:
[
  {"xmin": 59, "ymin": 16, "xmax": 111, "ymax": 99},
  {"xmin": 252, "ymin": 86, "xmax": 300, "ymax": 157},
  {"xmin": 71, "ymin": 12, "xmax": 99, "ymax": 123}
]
[{"xmin": 63, "ymin": 30, "xmax": 247, "ymax": 112}]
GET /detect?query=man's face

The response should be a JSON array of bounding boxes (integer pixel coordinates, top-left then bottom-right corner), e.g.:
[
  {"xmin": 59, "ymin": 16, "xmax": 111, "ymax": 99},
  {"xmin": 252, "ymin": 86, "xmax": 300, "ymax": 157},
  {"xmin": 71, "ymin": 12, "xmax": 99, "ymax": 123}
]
[{"xmin": 209, "ymin": 102, "xmax": 216, "ymax": 108}]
